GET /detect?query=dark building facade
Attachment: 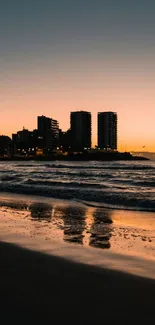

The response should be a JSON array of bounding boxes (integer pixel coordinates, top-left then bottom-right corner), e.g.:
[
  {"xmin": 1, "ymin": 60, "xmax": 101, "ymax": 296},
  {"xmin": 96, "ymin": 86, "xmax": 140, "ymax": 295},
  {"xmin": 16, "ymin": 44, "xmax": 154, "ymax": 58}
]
[
  {"xmin": 0, "ymin": 136, "xmax": 11, "ymax": 156},
  {"xmin": 98, "ymin": 112, "xmax": 117, "ymax": 150},
  {"xmin": 70, "ymin": 111, "xmax": 91, "ymax": 151},
  {"xmin": 12, "ymin": 128, "xmax": 41, "ymax": 156},
  {"xmin": 59, "ymin": 129, "xmax": 71, "ymax": 152},
  {"xmin": 37, "ymin": 115, "xmax": 59, "ymax": 152}
]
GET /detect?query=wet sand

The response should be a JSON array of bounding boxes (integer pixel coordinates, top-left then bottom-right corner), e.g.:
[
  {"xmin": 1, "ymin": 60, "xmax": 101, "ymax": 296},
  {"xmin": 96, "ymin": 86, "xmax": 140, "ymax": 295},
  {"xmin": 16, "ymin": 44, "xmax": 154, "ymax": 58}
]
[
  {"xmin": 1, "ymin": 193, "xmax": 155, "ymax": 323},
  {"xmin": 1, "ymin": 241, "xmax": 155, "ymax": 324},
  {"xmin": 0, "ymin": 192, "xmax": 155, "ymax": 263}
]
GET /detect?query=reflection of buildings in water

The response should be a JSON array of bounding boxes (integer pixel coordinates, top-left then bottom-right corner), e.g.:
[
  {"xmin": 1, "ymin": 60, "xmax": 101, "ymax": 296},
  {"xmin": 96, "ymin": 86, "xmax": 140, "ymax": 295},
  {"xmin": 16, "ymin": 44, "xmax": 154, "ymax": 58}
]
[
  {"xmin": 58, "ymin": 205, "xmax": 86, "ymax": 245},
  {"xmin": 89, "ymin": 209, "xmax": 112, "ymax": 249},
  {"xmin": 28, "ymin": 203, "xmax": 112, "ymax": 249},
  {"xmin": 29, "ymin": 202, "xmax": 52, "ymax": 221},
  {"xmin": 29, "ymin": 202, "xmax": 66, "ymax": 240}
]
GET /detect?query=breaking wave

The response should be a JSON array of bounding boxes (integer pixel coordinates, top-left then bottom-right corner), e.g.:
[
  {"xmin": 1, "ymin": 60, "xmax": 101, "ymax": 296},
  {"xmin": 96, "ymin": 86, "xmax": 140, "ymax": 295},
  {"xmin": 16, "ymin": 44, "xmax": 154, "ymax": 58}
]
[{"xmin": 0, "ymin": 160, "xmax": 155, "ymax": 212}]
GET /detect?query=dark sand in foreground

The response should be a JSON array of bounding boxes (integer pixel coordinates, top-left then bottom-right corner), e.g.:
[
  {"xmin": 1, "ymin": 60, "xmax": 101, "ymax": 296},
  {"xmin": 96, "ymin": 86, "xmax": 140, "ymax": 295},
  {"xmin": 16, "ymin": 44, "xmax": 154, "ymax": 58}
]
[{"xmin": 1, "ymin": 241, "xmax": 155, "ymax": 324}]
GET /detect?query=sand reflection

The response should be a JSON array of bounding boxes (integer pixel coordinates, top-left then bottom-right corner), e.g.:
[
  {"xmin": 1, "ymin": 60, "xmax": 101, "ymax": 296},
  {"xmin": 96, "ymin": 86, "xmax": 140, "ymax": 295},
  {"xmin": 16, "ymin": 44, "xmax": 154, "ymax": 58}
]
[
  {"xmin": 57, "ymin": 206, "xmax": 86, "ymax": 244},
  {"xmin": 29, "ymin": 202, "xmax": 52, "ymax": 221},
  {"xmin": 89, "ymin": 209, "xmax": 112, "ymax": 249},
  {"xmin": 1, "ymin": 197, "xmax": 155, "ymax": 259},
  {"xmin": 0, "ymin": 198, "xmax": 114, "ymax": 250}
]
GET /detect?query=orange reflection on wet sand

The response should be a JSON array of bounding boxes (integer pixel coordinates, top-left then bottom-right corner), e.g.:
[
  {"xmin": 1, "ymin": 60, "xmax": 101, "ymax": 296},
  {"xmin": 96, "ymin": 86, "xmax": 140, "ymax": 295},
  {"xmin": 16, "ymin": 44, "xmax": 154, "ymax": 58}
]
[{"xmin": 0, "ymin": 197, "xmax": 155, "ymax": 262}]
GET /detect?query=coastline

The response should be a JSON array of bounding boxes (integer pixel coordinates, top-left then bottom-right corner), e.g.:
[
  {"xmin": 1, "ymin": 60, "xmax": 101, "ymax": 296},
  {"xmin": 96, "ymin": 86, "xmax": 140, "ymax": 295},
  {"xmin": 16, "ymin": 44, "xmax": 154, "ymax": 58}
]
[
  {"xmin": 0, "ymin": 192, "xmax": 155, "ymax": 279},
  {"xmin": 1, "ymin": 192, "xmax": 155, "ymax": 322},
  {"xmin": 0, "ymin": 151, "xmax": 149, "ymax": 161}
]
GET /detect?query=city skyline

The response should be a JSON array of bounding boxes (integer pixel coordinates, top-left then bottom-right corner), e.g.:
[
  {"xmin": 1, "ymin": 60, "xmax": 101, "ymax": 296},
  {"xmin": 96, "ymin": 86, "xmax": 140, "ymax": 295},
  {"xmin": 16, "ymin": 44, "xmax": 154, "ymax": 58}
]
[
  {"xmin": 0, "ymin": 107, "xmax": 153, "ymax": 151},
  {"xmin": 11, "ymin": 110, "xmax": 117, "ymax": 151},
  {"xmin": 1, "ymin": 1, "xmax": 155, "ymax": 152}
]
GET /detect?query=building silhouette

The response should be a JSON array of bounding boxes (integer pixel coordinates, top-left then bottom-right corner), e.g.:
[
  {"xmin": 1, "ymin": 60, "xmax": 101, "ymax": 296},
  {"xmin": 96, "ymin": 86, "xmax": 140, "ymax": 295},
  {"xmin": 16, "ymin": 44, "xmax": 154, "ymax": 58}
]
[
  {"xmin": 0, "ymin": 136, "xmax": 11, "ymax": 156},
  {"xmin": 70, "ymin": 111, "xmax": 91, "ymax": 151},
  {"xmin": 37, "ymin": 115, "xmax": 59, "ymax": 152},
  {"xmin": 98, "ymin": 112, "xmax": 117, "ymax": 150},
  {"xmin": 59, "ymin": 129, "xmax": 71, "ymax": 152},
  {"xmin": 3, "ymin": 110, "xmax": 120, "ymax": 158},
  {"xmin": 12, "ymin": 128, "xmax": 40, "ymax": 156}
]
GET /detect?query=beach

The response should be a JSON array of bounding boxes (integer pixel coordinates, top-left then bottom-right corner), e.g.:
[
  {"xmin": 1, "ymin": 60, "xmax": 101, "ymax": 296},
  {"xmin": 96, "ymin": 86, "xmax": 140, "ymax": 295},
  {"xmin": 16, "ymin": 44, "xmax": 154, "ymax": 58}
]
[
  {"xmin": 0, "ymin": 160, "xmax": 155, "ymax": 323},
  {"xmin": 0, "ymin": 194, "xmax": 155, "ymax": 323}
]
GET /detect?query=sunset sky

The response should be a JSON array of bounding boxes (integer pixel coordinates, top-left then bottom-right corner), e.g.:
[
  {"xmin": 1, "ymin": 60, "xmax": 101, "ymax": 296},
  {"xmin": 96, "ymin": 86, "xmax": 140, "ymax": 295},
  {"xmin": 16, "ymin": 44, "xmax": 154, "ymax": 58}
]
[{"xmin": 0, "ymin": 0, "xmax": 155, "ymax": 151}]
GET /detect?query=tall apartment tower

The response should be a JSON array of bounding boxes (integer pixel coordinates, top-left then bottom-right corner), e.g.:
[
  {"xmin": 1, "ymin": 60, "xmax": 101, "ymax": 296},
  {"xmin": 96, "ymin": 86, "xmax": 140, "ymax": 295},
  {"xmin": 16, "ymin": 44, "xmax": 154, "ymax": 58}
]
[
  {"xmin": 98, "ymin": 112, "xmax": 117, "ymax": 150},
  {"xmin": 70, "ymin": 111, "xmax": 91, "ymax": 151},
  {"xmin": 37, "ymin": 115, "xmax": 59, "ymax": 151}
]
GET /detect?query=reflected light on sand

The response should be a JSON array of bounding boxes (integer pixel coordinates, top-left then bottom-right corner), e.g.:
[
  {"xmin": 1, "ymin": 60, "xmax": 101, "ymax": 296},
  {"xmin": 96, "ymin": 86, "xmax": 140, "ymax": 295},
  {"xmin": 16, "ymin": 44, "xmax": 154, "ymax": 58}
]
[
  {"xmin": 0, "ymin": 197, "xmax": 155, "ymax": 260},
  {"xmin": 112, "ymin": 210, "xmax": 155, "ymax": 230}
]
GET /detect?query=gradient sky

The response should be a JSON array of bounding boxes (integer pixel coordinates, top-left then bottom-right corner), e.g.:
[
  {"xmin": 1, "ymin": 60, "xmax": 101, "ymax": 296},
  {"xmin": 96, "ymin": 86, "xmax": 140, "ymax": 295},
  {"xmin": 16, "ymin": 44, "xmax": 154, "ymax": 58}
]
[{"xmin": 0, "ymin": 0, "xmax": 155, "ymax": 151}]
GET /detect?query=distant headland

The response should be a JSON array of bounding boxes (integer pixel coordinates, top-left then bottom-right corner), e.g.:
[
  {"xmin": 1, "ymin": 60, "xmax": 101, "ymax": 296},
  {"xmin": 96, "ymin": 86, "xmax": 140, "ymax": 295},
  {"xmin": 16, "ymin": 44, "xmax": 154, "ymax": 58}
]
[{"xmin": 0, "ymin": 150, "xmax": 149, "ymax": 161}]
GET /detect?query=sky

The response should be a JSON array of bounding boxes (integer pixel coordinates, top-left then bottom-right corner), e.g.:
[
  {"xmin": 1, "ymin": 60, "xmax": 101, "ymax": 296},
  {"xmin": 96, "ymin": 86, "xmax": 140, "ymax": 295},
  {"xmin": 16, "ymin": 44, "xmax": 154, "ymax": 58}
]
[{"xmin": 0, "ymin": 0, "xmax": 155, "ymax": 151}]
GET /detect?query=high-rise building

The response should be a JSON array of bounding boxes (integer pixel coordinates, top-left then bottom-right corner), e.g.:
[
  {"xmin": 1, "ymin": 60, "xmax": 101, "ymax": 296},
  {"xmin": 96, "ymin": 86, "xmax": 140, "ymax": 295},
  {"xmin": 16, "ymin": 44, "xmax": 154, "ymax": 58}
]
[
  {"xmin": 38, "ymin": 116, "xmax": 51, "ymax": 138},
  {"xmin": 59, "ymin": 129, "xmax": 72, "ymax": 152},
  {"xmin": 70, "ymin": 111, "xmax": 91, "ymax": 151},
  {"xmin": 37, "ymin": 115, "xmax": 59, "ymax": 151},
  {"xmin": 12, "ymin": 128, "xmax": 43, "ymax": 156},
  {"xmin": 98, "ymin": 112, "xmax": 117, "ymax": 150}
]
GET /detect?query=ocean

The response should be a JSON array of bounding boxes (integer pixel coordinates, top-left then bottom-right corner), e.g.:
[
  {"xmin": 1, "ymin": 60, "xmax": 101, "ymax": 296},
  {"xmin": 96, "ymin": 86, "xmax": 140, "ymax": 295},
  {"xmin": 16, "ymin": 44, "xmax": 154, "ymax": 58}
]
[{"xmin": 0, "ymin": 160, "xmax": 155, "ymax": 211}]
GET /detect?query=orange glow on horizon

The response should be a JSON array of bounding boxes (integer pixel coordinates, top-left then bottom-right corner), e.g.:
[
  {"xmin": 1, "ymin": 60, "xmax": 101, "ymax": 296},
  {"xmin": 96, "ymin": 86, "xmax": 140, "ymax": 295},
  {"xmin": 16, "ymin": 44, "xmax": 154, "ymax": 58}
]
[{"xmin": 0, "ymin": 58, "xmax": 155, "ymax": 152}]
